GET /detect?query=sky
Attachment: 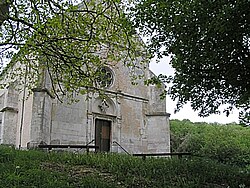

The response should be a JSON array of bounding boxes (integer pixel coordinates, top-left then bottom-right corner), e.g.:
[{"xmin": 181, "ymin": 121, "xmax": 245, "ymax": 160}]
[{"xmin": 149, "ymin": 56, "xmax": 239, "ymax": 124}]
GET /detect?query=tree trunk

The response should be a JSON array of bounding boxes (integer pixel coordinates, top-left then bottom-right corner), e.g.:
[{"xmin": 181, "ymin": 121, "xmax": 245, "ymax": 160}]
[{"xmin": 0, "ymin": 0, "xmax": 9, "ymax": 26}]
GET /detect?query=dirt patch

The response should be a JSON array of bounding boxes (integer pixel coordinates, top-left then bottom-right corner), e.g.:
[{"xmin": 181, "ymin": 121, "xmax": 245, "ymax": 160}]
[{"xmin": 40, "ymin": 162, "xmax": 125, "ymax": 187}]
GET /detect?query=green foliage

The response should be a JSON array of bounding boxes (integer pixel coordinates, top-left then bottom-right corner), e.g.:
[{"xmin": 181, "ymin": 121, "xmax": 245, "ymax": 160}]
[
  {"xmin": 0, "ymin": 145, "xmax": 249, "ymax": 187},
  {"xmin": 132, "ymin": 0, "xmax": 250, "ymax": 123},
  {"xmin": 0, "ymin": 0, "xmax": 147, "ymax": 102},
  {"xmin": 171, "ymin": 119, "xmax": 250, "ymax": 169}
]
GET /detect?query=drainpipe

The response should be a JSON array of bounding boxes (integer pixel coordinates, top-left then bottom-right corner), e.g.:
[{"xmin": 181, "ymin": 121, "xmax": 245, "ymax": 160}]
[
  {"xmin": 40, "ymin": 95, "xmax": 45, "ymax": 143},
  {"xmin": 19, "ymin": 65, "xmax": 28, "ymax": 149},
  {"xmin": 86, "ymin": 88, "xmax": 89, "ymax": 144},
  {"xmin": 49, "ymin": 103, "xmax": 54, "ymax": 144}
]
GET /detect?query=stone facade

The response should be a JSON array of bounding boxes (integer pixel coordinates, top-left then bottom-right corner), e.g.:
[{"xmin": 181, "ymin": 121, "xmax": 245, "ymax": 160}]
[{"xmin": 0, "ymin": 62, "xmax": 170, "ymax": 154}]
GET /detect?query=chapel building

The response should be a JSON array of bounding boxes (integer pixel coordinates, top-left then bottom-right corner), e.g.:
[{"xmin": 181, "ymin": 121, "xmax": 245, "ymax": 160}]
[{"xmin": 0, "ymin": 61, "xmax": 170, "ymax": 154}]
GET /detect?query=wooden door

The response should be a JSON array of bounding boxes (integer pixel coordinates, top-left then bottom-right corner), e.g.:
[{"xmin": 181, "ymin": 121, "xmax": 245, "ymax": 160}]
[{"xmin": 95, "ymin": 119, "xmax": 111, "ymax": 152}]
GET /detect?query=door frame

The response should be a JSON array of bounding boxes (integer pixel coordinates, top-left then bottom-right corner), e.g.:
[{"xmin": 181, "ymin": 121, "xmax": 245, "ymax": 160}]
[{"xmin": 94, "ymin": 117, "xmax": 112, "ymax": 152}]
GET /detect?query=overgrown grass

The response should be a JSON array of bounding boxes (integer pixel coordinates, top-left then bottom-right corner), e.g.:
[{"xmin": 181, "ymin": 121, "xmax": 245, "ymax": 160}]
[{"xmin": 0, "ymin": 145, "xmax": 249, "ymax": 187}]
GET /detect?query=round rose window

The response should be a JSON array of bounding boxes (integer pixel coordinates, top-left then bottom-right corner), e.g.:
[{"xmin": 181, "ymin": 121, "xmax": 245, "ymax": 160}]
[{"xmin": 97, "ymin": 67, "xmax": 114, "ymax": 88}]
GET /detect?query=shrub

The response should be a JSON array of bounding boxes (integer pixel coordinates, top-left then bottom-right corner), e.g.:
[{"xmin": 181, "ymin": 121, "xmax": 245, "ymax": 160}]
[{"xmin": 170, "ymin": 119, "xmax": 250, "ymax": 168}]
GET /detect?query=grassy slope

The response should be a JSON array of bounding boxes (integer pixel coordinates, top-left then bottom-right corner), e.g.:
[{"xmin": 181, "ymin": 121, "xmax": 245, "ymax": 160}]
[{"xmin": 0, "ymin": 145, "xmax": 249, "ymax": 188}]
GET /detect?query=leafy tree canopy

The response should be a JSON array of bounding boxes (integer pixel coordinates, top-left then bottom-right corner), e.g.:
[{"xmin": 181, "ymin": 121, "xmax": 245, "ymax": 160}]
[
  {"xmin": 133, "ymin": 0, "xmax": 250, "ymax": 124},
  {"xmin": 0, "ymin": 0, "xmax": 147, "ymax": 101}
]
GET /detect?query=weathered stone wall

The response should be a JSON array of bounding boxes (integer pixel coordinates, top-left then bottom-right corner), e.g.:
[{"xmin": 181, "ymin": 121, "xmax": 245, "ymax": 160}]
[
  {"xmin": 118, "ymin": 97, "xmax": 148, "ymax": 153},
  {"xmin": 29, "ymin": 91, "xmax": 52, "ymax": 147},
  {"xmin": 147, "ymin": 115, "xmax": 170, "ymax": 153},
  {"xmin": 16, "ymin": 90, "xmax": 33, "ymax": 148},
  {"xmin": 50, "ymin": 95, "xmax": 88, "ymax": 145},
  {"xmin": 148, "ymin": 71, "xmax": 167, "ymax": 113},
  {"xmin": 146, "ymin": 71, "xmax": 170, "ymax": 153},
  {"xmin": 0, "ymin": 88, "xmax": 19, "ymax": 145},
  {"xmin": 111, "ymin": 61, "xmax": 149, "ymax": 99},
  {"xmin": 45, "ymin": 62, "xmax": 170, "ymax": 154},
  {"xmin": 0, "ymin": 91, "xmax": 5, "ymax": 144},
  {"xmin": 0, "ymin": 58, "xmax": 171, "ymax": 153},
  {"xmin": 1, "ymin": 110, "xmax": 18, "ymax": 145}
]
